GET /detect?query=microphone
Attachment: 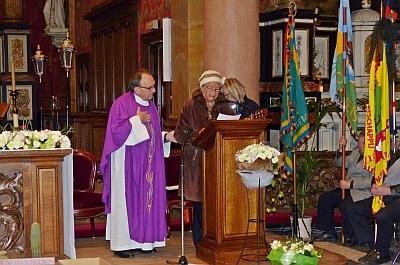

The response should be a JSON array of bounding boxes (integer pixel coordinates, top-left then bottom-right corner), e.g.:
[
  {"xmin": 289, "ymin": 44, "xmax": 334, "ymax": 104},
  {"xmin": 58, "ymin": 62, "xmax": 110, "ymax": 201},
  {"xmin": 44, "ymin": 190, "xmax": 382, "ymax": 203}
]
[
  {"xmin": 184, "ymin": 128, "xmax": 193, "ymax": 136},
  {"xmin": 216, "ymin": 98, "xmax": 256, "ymax": 119}
]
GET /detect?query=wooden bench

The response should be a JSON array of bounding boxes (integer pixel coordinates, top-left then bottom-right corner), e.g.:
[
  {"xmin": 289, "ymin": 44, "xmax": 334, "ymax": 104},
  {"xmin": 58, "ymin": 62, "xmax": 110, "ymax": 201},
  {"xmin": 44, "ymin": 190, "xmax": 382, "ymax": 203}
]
[{"xmin": 265, "ymin": 151, "xmax": 343, "ymax": 225}]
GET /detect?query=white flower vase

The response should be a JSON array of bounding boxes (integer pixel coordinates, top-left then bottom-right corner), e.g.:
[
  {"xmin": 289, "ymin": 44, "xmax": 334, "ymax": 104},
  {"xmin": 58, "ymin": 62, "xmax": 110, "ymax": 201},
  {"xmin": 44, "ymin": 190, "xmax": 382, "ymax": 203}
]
[
  {"xmin": 290, "ymin": 216, "xmax": 313, "ymax": 240},
  {"xmin": 236, "ymin": 170, "xmax": 274, "ymax": 189}
]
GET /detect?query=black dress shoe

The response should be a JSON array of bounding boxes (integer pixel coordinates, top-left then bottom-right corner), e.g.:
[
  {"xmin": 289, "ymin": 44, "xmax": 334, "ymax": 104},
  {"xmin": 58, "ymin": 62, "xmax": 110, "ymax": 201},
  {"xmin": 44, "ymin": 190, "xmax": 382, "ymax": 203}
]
[
  {"xmin": 358, "ymin": 250, "xmax": 390, "ymax": 264},
  {"xmin": 314, "ymin": 232, "xmax": 338, "ymax": 242},
  {"xmin": 358, "ymin": 249, "xmax": 375, "ymax": 263},
  {"xmin": 114, "ymin": 250, "xmax": 134, "ymax": 258},
  {"xmin": 129, "ymin": 248, "xmax": 157, "ymax": 254}
]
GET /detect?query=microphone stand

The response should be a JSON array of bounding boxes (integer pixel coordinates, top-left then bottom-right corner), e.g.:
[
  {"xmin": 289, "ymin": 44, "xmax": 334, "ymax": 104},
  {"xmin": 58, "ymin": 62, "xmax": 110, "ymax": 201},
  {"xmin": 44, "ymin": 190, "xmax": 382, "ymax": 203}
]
[
  {"xmin": 233, "ymin": 101, "xmax": 255, "ymax": 119},
  {"xmin": 167, "ymin": 131, "xmax": 191, "ymax": 265}
]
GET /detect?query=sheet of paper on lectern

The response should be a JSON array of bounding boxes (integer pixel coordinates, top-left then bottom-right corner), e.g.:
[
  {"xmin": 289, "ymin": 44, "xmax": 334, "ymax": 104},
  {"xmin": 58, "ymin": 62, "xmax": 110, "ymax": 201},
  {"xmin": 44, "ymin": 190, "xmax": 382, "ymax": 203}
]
[{"xmin": 217, "ymin": 113, "xmax": 241, "ymax": 120}]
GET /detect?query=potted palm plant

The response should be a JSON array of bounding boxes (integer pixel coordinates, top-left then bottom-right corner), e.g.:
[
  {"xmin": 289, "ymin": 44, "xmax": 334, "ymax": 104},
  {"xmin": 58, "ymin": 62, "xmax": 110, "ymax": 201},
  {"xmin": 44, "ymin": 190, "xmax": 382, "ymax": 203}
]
[
  {"xmin": 293, "ymin": 98, "xmax": 340, "ymax": 239},
  {"xmin": 296, "ymin": 99, "xmax": 339, "ymax": 215}
]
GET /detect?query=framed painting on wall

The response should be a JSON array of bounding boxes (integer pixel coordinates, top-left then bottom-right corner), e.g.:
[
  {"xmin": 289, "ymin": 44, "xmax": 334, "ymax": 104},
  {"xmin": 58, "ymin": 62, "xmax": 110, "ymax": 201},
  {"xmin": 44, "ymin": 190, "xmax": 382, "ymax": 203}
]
[
  {"xmin": 272, "ymin": 29, "xmax": 283, "ymax": 77},
  {"xmin": 7, "ymin": 35, "xmax": 28, "ymax": 73},
  {"xmin": 6, "ymin": 85, "xmax": 32, "ymax": 120},
  {"xmin": 295, "ymin": 29, "xmax": 309, "ymax": 76},
  {"xmin": 314, "ymin": 36, "xmax": 329, "ymax": 79}
]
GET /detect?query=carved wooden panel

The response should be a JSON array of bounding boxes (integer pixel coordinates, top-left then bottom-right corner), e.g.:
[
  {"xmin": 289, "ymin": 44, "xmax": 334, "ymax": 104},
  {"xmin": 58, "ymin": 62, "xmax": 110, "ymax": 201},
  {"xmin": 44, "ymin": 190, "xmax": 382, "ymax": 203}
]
[
  {"xmin": 76, "ymin": 53, "xmax": 90, "ymax": 113},
  {"xmin": 70, "ymin": 113, "xmax": 107, "ymax": 162},
  {"xmin": 0, "ymin": 171, "xmax": 24, "ymax": 253},
  {"xmin": 83, "ymin": 0, "xmax": 139, "ymax": 113}
]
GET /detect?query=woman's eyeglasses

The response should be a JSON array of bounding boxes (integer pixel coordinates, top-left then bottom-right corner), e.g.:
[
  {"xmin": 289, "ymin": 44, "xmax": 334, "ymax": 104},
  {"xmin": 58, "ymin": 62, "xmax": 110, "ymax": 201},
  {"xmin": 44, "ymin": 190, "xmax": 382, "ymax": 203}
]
[
  {"xmin": 222, "ymin": 92, "xmax": 231, "ymax": 97},
  {"xmin": 203, "ymin": 84, "xmax": 221, "ymax": 93}
]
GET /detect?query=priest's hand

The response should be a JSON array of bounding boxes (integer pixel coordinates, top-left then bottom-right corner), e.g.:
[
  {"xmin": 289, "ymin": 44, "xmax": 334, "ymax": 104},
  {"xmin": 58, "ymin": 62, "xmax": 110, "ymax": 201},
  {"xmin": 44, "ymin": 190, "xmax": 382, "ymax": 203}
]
[
  {"xmin": 137, "ymin": 107, "xmax": 151, "ymax": 123},
  {"xmin": 166, "ymin": 131, "xmax": 177, "ymax": 143}
]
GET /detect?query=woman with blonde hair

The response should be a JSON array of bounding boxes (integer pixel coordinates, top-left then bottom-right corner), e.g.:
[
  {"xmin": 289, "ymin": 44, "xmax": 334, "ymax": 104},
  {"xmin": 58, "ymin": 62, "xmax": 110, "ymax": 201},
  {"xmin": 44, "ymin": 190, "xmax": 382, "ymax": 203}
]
[{"xmin": 220, "ymin": 78, "xmax": 259, "ymax": 119}]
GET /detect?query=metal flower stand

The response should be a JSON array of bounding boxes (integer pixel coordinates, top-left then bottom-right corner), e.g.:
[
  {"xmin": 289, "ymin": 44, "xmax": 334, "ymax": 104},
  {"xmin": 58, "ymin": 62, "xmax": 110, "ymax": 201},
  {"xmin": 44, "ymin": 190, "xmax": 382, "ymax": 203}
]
[{"xmin": 236, "ymin": 170, "xmax": 274, "ymax": 264}]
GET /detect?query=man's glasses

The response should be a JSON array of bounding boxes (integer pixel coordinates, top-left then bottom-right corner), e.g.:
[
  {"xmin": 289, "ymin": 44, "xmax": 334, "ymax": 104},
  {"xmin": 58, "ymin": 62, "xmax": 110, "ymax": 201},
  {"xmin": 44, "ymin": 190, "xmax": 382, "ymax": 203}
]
[
  {"xmin": 203, "ymin": 84, "xmax": 221, "ymax": 93},
  {"xmin": 138, "ymin": 85, "xmax": 156, "ymax": 90}
]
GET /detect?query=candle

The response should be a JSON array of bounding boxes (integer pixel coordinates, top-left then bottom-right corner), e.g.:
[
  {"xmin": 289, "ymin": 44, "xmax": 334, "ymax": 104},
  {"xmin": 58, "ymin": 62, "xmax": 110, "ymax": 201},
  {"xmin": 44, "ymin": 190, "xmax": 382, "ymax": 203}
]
[
  {"xmin": 11, "ymin": 62, "xmax": 16, "ymax": 91},
  {"xmin": 13, "ymin": 114, "xmax": 18, "ymax": 128}
]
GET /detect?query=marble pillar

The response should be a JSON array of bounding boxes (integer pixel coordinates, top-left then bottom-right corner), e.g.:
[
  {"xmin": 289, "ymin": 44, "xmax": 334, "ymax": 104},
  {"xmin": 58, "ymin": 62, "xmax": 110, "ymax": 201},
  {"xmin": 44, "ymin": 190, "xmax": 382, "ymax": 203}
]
[
  {"xmin": 171, "ymin": 0, "xmax": 204, "ymax": 118},
  {"xmin": 203, "ymin": 0, "xmax": 260, "ymax": 103}
]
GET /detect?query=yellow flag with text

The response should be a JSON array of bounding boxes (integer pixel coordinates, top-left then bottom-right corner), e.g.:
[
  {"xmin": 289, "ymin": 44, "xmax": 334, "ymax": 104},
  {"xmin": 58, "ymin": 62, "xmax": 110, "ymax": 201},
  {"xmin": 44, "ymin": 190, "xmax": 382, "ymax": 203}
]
[{"xmin": 364, "ymin": 46, "xmax": 391, "ymax": 214}]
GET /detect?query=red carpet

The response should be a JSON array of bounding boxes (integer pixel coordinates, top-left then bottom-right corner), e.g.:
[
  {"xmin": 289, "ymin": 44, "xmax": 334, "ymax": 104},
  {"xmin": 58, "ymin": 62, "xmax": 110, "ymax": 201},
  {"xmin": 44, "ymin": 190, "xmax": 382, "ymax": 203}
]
[
  {"xmin": 170, "ymin": 219, "xmax": 192, "ymax": 232},
  {"xmin": 74, "ymin": 223, "xmax": 106, "ymax": 238},
  {"xmin": 74, "ymin": 220, "xmax": 190, "ymax": 238},
  {"xmin": 75, "ymin": 212, "xmax": 342, "ymax": 238}
]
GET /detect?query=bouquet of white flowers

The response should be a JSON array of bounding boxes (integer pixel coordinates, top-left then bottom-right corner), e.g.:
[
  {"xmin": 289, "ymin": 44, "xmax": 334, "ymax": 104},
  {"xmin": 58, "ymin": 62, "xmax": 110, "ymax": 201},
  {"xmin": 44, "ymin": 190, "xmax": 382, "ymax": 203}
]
[
  {"xmin": 235, "ymin": 143, "xmax": 284, "ymax": 189},
  {"xmin": 0, "ymin": 129, "xmax": 71, "ymax": 150},
  {"xmin": 235, "ymin": 143, "xmax": 283, "ymax": 173},
  {"xmin": 267, "ymin": 239, "xmax": 323, "ymax": 265}
]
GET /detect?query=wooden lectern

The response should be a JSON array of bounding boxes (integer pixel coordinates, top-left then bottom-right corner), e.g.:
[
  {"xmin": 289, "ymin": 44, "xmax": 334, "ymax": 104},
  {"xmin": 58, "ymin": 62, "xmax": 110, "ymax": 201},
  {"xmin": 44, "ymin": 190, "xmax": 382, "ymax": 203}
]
[{"xmin": 193, "ymin": 119, "xmax": 272, "ymax": 265}]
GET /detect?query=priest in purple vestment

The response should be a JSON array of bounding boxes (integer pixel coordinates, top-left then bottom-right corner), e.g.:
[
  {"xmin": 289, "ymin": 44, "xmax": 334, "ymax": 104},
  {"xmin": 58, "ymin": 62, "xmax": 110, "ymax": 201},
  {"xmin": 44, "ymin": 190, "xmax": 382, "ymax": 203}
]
[{"xmin": 100, "ymin": 69, "xmax": 176, "ymax": 258}]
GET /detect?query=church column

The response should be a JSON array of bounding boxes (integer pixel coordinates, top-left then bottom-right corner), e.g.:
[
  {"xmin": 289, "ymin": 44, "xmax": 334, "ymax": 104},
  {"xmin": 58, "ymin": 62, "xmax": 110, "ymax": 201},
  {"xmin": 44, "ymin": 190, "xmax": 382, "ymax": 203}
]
[
  {"xmin": 171, "ymin": 0, "xmax": 204, "ymax": 118},
  {"xmin": 203, "ymin": 0, "xmax": 260, "ymax": 103}
]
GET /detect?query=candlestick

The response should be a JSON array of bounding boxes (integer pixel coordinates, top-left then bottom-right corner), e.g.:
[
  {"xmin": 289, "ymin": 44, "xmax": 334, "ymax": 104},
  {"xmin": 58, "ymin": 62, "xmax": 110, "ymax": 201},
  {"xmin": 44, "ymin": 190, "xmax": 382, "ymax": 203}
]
[
  {"xmin": 12, "ymin": 113, "xmax": 18, "ymax": 128},
  {"xmin": 10, "ymin": 89, "xmax": 19, "ymax": 128},
  {"xmin": 11, "ymin": 62, "xmax": 16, "ymax": 91}
]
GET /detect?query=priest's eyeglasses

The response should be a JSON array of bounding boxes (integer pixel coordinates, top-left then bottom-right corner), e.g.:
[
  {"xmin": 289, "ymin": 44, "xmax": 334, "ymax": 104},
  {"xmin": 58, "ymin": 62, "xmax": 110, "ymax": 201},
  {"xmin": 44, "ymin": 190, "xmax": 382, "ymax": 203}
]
[
  {"xmin": 138, "ymin": 85, "xmax": 156, "ymax": 90},
  {"xmin": 204, "ymin": 84, "xmax": 221, "ymax": 93}
]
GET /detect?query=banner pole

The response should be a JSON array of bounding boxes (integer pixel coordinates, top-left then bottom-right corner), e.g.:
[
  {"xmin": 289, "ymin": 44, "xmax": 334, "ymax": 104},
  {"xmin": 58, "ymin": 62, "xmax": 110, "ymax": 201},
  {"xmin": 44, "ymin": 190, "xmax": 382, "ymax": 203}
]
[
  {"xmin": 340, "ymin": 5, "xmax": 348, "ymax": 246},
  {"xmin": 292, "ymin": 149, "xmax": 298, "ymax": 238}
]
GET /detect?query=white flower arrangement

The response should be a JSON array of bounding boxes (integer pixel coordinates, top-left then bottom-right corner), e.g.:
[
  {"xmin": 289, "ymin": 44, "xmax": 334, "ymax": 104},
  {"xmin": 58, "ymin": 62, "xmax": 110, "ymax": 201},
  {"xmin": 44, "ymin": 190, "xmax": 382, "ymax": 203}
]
[
  {"xmin": 0, "ymin": 129, "xmax": 71, "ymax": 150},
  {"xmin": 235, "ymin": 143, "xmax": 281, "ymax": 164},
  {"xmin": 235, "ymin": 143, "xmax": 284, "ymax": 189},
  {"xmin": 235, "ymin": 143, "xmax": 283, "ymax": 173},
  {"xmin": 270, "ymin": 239, "xmax": 323, "ymax": 259}
]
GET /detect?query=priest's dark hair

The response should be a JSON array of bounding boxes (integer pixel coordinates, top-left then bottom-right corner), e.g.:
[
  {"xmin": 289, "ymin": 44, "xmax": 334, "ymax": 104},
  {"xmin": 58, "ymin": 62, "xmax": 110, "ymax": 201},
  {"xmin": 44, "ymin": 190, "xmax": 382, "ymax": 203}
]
[{"xmin": 128, "ymin": 69, "xmax": 150, "ymax": 91}]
